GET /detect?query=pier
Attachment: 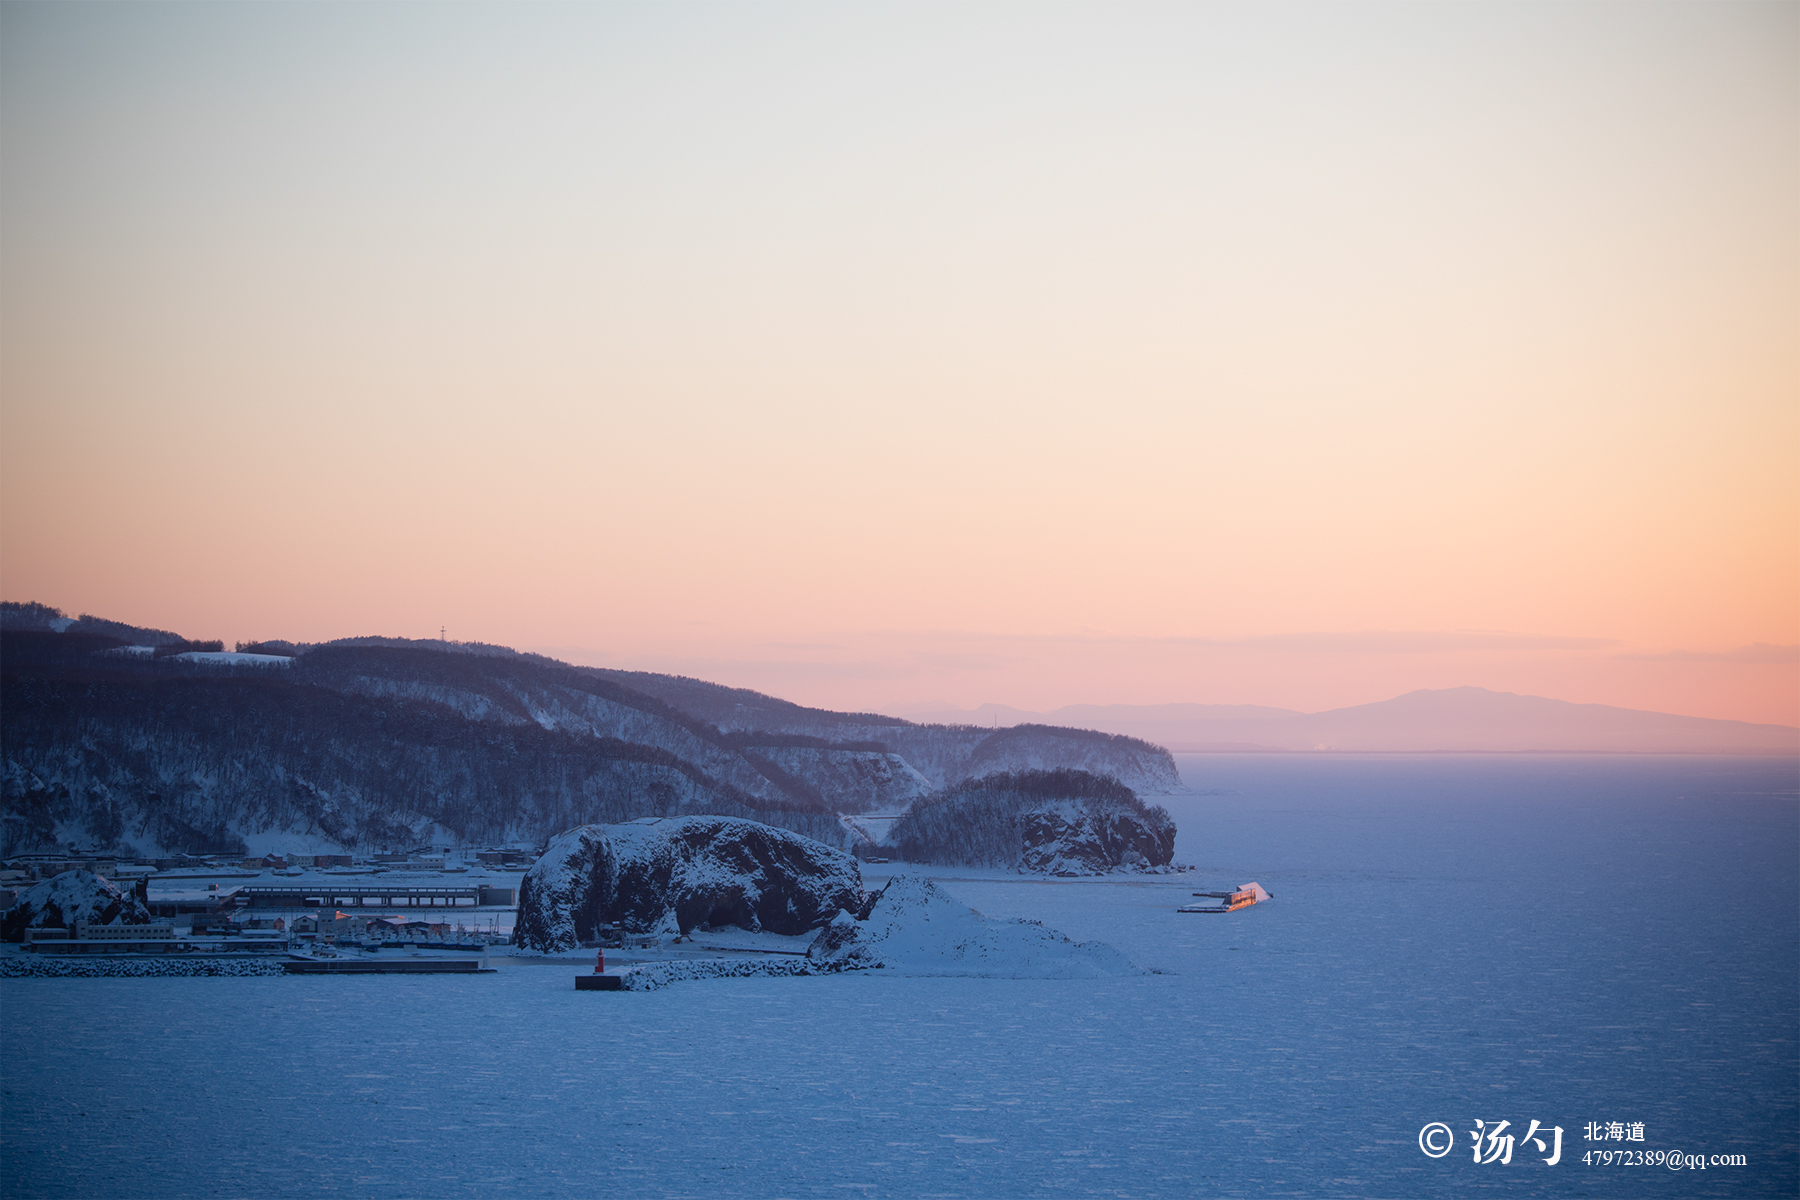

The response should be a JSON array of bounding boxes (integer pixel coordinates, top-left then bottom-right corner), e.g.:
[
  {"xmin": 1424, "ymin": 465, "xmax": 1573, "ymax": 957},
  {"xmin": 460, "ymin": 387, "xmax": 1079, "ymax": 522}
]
[{"xmin": 283, "ymin": 958, "xmax": 492, "ymax": 974}]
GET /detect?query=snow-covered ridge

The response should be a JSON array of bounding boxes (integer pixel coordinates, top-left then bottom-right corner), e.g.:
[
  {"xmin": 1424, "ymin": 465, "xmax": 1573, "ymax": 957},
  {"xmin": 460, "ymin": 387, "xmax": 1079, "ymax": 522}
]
[
  {"xmin": 3, "ymin": 611, "xmax": 1183, "ymax": 859},
  {"xmin": 956, "ymin": 725, "xmax": 1181, "ymax": 794},
  {"xmin": 747, "ymin": 746, "xmax": 933, "ymax": 812}
]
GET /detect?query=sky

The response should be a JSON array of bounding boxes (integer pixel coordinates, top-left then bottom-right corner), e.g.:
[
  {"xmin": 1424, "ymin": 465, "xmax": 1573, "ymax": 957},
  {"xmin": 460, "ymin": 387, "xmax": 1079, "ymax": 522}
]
[{"xmin": 2, "ymin": 2, "xmax": 1795, "ymax": 726}]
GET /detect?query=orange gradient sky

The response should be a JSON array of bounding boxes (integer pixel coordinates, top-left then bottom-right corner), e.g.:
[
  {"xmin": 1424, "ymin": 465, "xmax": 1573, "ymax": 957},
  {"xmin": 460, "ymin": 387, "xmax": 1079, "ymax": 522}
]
[{"xmin": 3, "ymin": 2, "xmax": 1796, "ymax": 725}]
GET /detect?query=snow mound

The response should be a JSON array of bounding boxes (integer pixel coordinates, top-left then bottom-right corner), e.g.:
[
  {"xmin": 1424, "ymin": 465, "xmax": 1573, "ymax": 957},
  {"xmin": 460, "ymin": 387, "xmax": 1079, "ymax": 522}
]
[
  {"xmin": 806, "ymin": 874, "xmax": 1142, "ymax": 978},
  {"xmin": 514, "ymin": 816, "xmax": 863, "ymax": 953},
  {"xmin": 1, "ymin": 870, "xmax": 152, "ymax": 942}
]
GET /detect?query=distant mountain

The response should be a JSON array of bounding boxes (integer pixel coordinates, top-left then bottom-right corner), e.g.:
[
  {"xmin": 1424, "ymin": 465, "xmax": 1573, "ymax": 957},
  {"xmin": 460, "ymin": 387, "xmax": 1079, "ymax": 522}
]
[
  {"xmin": 898, "ymin": 689, "xmax": 1799, "ymax": 755},
  {"xmin": 0, "ymin": 604, "xmax": 1179, "ymax": 860}
]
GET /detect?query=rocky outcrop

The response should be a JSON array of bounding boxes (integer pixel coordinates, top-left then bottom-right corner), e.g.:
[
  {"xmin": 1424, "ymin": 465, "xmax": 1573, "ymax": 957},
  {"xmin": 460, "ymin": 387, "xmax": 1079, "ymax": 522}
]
[
  {"xmin": 890, "ymin": 769, "xmax": 1176, "ymax": 876},
  {"xmin": 513, "ymin": 816, "xmax": 863, "ymax": 952},
  {"xmin": 0, "ymin": 870, "xmax": 152, "ymax": 942},
  {"xmin": 806, "ymin": 874, "xmax": 1139, "ymax": 978},
  {"xmin": 1018, "ymin": 799, "xmax": 1175, "ymax": 875}
]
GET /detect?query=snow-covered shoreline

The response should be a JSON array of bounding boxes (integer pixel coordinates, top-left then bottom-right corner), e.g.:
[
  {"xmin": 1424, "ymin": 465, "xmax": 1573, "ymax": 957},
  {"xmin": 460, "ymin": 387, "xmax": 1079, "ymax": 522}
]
[{"xmin": 0, "ymin": 955, "xmax": 287, "ymax": 978}]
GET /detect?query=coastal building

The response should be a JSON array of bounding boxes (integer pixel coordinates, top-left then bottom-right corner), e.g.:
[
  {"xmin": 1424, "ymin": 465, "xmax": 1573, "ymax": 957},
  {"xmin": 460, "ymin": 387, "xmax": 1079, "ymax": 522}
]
[
  {"xmin": 148, "ymin": 887, "xmax": 243, "ymax": 921},
  {"xmin": 4, "ymin": 856, "xmax": 123, "ymax": 880},
  {"xmin": 24, "ymin": 922, "xmax": 180, "ymax": 954},
  {"xmin": 233, "ymin": 883, "xmax": 513, "ymax": 908}
]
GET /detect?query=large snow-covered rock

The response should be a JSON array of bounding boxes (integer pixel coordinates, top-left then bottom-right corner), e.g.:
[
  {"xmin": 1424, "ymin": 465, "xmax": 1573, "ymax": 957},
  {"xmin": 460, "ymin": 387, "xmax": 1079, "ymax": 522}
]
[
  {"xmin": 806, "ymin": 874, "xmax": 1140, "ymax": 978},
  {"xmin": 1018, "ymin": 799, "xmax": 1176, "ymax": 876},
  {"xmin": 0, "ymin": 870, "xmax": 152, "ymax": 942},
  {"xmin": 513, "ymin": 816, "xmax": 863, "ymax": 952},
  {"xmin": 891, "ymin": 769, "xmax": 1177, "ymax": 876}
]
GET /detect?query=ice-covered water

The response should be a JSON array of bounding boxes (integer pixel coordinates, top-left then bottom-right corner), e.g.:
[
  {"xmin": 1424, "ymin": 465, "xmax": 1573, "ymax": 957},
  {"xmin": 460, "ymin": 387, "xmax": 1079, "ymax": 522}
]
[{"xmin": 2, "ymin": 755, "xmax": 1794, "ymax": 1198}]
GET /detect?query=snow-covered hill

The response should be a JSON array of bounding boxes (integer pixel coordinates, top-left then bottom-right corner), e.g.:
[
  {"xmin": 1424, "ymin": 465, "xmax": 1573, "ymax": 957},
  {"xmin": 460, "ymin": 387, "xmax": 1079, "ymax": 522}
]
[{"xmin": 0, "ymin": 608, "xmax": 1181, "ymax": 859}]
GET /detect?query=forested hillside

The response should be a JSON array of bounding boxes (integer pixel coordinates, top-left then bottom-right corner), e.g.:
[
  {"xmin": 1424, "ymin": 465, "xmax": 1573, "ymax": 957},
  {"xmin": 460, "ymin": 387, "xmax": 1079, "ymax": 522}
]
[
  {"xmin": 0, "ymin": 605, "xmax": 1181, "ymax": 859},
  {"xmin": 891, "ymin": 768, "xmax": 1178, "ymax": 875}
]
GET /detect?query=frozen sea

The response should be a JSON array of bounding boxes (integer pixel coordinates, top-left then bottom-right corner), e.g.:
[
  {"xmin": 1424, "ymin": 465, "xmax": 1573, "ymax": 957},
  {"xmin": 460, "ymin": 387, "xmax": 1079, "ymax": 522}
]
[{"xmin": 2, "ymin": 754, "xmax": 1795, "ymax": 1199}]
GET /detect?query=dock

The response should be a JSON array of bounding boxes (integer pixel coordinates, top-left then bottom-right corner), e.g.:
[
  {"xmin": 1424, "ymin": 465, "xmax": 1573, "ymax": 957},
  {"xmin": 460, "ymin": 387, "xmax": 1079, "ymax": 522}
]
[
  {"xmin": 282, "ymin": 958, "xmax": 494, "ymax": 974},
  {"xmin": 1179, "ymin": 882, "xmax": 1272, "ymax": 913}
]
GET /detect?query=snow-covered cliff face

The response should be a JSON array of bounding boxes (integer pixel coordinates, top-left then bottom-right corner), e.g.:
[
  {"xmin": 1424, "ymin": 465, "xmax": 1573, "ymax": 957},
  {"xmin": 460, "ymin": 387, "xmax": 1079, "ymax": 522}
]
[
  {"xmin": 1017, "ymin": 800, "xmax": 1176, "ymax": 876},
  {"xmin": 890, "ymin": 770, "xmax": 1177, "ymax": 876},
  {"xmin": 806, "ymin": 874, "xmax": 1139, "ymax": 978},
  {"xmin": 513, "ymin": 817, "xmax": 864, "ymax": 952},
  {"xmin": 745, "ymin": 748, "xmax": 932, "ymax": 813},
  {"xmin": 0, "ymin": 870, "xmax": 151, "ymax": 941}
]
